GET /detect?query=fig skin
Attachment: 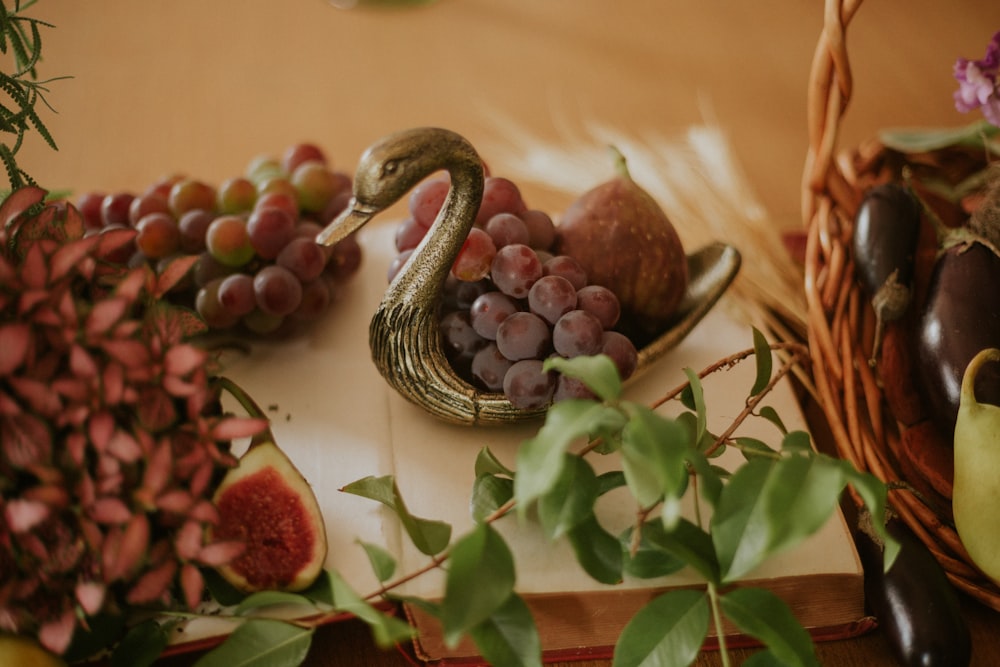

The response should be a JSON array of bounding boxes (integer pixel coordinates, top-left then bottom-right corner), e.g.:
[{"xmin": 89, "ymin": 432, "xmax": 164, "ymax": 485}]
[
  {"xmin": 554, "ymin": 151, "xmax": 688, "ymax": 346},
  {"xmin": 914, "ymin": 240, "xmax": 1000, "ymax": 437},
  {"xmin": 211, "ymin": 440, "xmax": 328, "ymax": 593}
]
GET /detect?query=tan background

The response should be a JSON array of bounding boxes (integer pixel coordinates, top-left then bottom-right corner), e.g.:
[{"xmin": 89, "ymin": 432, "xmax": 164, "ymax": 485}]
[{"xmin": 14, "ymin": 1, "xmax": 1000, "ymax": 665}]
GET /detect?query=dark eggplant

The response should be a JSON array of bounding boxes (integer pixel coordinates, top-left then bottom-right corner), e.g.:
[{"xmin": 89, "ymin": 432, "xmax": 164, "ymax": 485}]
[
  {"xmin": 915, "ymin": 240, "xmax": 1000, "ymax": 436},
  {"xmin": 855, "ymin": 510, "xmax": 971, "ymax": 667},
  {"xmin": 852, "ymin": 182, "xmax": 923, "ymax": 361}
]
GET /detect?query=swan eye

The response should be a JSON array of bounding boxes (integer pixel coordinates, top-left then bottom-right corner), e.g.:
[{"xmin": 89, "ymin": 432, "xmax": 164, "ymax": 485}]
[{"xmin": 382, "ymin": 159, "xmax": 400, "ymax": 177}]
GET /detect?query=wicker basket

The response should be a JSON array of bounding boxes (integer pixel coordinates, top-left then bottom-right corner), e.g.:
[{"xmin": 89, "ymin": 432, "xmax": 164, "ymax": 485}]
[{"xmin": 802, "ymin": 0, "xmax": 1000, "ymax": 609}]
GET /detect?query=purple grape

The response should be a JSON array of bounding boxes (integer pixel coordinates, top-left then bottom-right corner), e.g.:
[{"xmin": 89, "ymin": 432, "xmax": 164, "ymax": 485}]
[
  {"xmin": 178, "ymin": 210, "xmax": 214, "ymax": 253},
  {"xmin": 601, "ymin": 330, "xmax": 638, "ymax": 380},
  {"xmin": 528, "ymin": 274, "xmax": 578, "ymax": 325},
  {"xmin": 496, "ymin": 311, "xmax": 551, "ymax": 361},
  {"xmin": 440, "ymin": 310, "xmax": 486, "ymax": 361},
  {"xmin": 247, "ymin": 206, "xmax": 296, "ymax": 260},
  {"xmin": 491, "ymin": 244, "xmax": 542, "ymax": 298},
  {"xmin": 277, "ymin": 236, "xmax": 327, "ymax": 283},
  {"xmin": 217, "ymin": 273, "xmax": 256, "ymax": 317},
  {"xmin": 470, "ymin": 292, "xmax": 520, "ymax": 340},
  {"xmin": 196, "ymin": 278, "xmax": 239, "ymax": 329},
  {"xmin": 552, "ymin": 310, "xmax": 604, "ymax": 358},
  {"xmin": 543, "ymin": 255, "xmax": 587, "ymax": 291},
  {"xmin": 294, "ymin": 279, "xmax": 332, "ymax": 320},
  {"xmin": 503, "ymin": 359, "xmax": 555, "ymax": 410},
  {"xmin": 521, "ymin": 209, "xmax": 556, "ymax": 250},
  {"xmin": 408, "ymin": 176, "xmax": 450, "ymax": 227},
  {"xmin": 577, "ymin": 284, "xmax": 621, "ymax": 329},
  {"xmin": 553, "ymin": 375, "xmax": 597, "ymax": 402},
  {"xmin": 471, "ymin": 343, "xmax": 513, "ymax": 392},
  {"xmin": 254, "ymin": 265, "xmax": 303, "ymax": 317},
  {"xmin": 476, "ymin": 176, "xmax": 526, "ymax": 225},
  {"xmin": 395, "ymin": 216, "xmax": 429, "ymax": 252},
  {"xmin": 484, "ymin": 212, "xmax": 530, "ymax": 248}
]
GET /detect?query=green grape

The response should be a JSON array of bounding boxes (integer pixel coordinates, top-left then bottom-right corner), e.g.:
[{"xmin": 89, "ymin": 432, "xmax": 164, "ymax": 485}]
[{"xmin": 205, "ymin": 215, "xmax": 255, "ymax": 267}]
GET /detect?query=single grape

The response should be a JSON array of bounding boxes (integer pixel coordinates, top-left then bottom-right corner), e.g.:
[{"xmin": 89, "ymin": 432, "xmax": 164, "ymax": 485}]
[
  {"xmin": 247, "ymin": 206, "xmax": 295, "ymax": 260},
  {"xmin": 128, "ymin": 192, "xmax": 170, "ymax": 226},
  {"xmin": 295, "ymin": 220, "xmax": 325, "ymax": 241},
  {"xmin": 441, "ymin": 276, "xmax": 491, "ymax": 311},
  {"xmin": 326, "ymin": 234, "xmax": 362, "ymax": 280},
  {"xmin": 528, "ymin": 274, "xmax": 578, "ymax": 325},
  {"xmin": 277, "ymin": 236, "xmax": 327, "ymax": 282},
  {"xmin": 496, "ymin": 311, "xmax": 551, "ymax": 361},
  {"xmin": 282, "ymin": 142, "xmax": 327, "ymax": 173},
  {"xmin": 553, "ymin": 375, "xmax": 597, "ymax": 402},
  {"xmin": 245, "ymin": 154, "xmax": 284, "ymax": 185},
  {"xmin": 193, "ymin": 251, "xmax": 234, "ymax": 287},
  {"xmin": 452, "ymin": 227, "xmax": 497, "ymax": 282},
  {"xmin": 196, "ymin": 278, "xmax": 240, "ymax": 329},
  {"xmin": 440, "ymin": 310, "xmax": 486, "ymax": 361},
  {"xmin": 577, "ymin": 284, "xmax": 621, "ymax": 329},
  {"xmin": 217, "ymin": 176, "xmax": 257, "ymax": 214},
  {"xmin": 484, "ymin": 212, "xmax": 530, "ymax": 248},
  {"xmin": 206, "ymin": 215, "xmax": 255, "ymax": 267},
  {"xmin": 408, "ymin": 176, "xmax": 450, "ymax": 227},
  {"xmin": 254, "ymin": 191, "xmax": 299, "ymax": 220},
  {"xmin": 254, "ymin": 265, "xmax": 303, "ymax": 317},
  {"xmin": 168, "ymin": 179, "xmax": 217, "ymax": 218},
  {"xmin": 475, "ymin": 176, "xmax": 527, "ymax": 225},
  {"xmin": 394, "ymin": 216, "xmax": 430, "ymax": 253},
  {"xmin": 543, "ymin": 255, "xmax": 587, "ymax": 290},
  {"xmin": 471, "ymin": 343, "xmax": 513, "ymax": 392},
  {"xmin": 257, "ymin": 176, "xmax": 298, "ymax": 201},
  {"xmin": 503, "ymin": 359, "xmax": 555, "ymax": 410},
  {"xmin": 490, "ymin": 243, "xmax": 542, "ymax": 298},
  {"xmin": 135, "ymin": 212, "xmax": 181, "ymax": 259},
  {"xmin": 291, "ymin": 160, "xmax": 339, "ymax": 213},
  {"xmin": 521, "ymin": 209, "xmax": 556, "ymax": 250},
  {"xmin": 144, "ymin": 175, "xmax": 183, "ymax": 201},
  {"xmin": 76, "ymin": 192, "xmax": 106, "ymax": 230},
  {"xmin": 552, "ymin": 309, "xmax": 604, "ymax": 358},
  {"xmin": 101, "ymin": 192, "xmax": 136, "ymax": 227},
  {"xmin": 470, "ymin": 291, "xmax": 520, "ymax": 340},
  {"xmin": 217, "ymin": 273, "xmax": 256, "ymax": 317},
  {"xmin": 178, "ymin": 209, "xmax": 214, "ymax": 253},
  {"xmin": 601, "ymin": 330, "xmax": 638, "ymax": 381},
  {"xmin": 293, "ymin": 279, "xmax": 332, "ymax": 320}
]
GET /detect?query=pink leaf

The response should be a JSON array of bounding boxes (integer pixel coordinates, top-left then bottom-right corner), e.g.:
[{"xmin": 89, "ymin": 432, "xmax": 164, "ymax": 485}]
[
  {"xmin": 20, "ymin": 242, "xmax": 48, "ymax": 290},
  {"xmin": 38, "ymin": 608, "xmax": 76, "ymax": 655},
  {"xmin": 50, "ymin": 235, "xmax": 99, "ymax": 282},
  {"xmin": 0, "ymin": 185, "xmax": 47, "ymax": 227},
  {"xmin": 174, "ymin": 520, "xmax": 204, "ymax": 561},
  {"xmin": 141, "ymin": 439, "xmax": 173, "ymax": 497},
  {"xmin": 4, "ymin": 498, "xmax": 50, "ymax": 532},
  {"xmin": 86, "ymin": 297, "xmax": 129, "ymax": 337},
  {"xmin": 67, "ymin": 431, "xmax": 88, "ymax": 467},
  {"xmin": 95, "ymin": 226, "xmax": 137, "ymax": 261},
  {"xmin": 1, "ymin": 413, "xmax": 52, "ymax": 468},
  {"xmin": 163, "ymin": 344, "xmax": 205, "ymax": 378},
  {"xmin": 126, "ymin": 560, "xmax": 177, "ymax": 605},
  {"xmin": 70, "ymin": 343, "xmax": 99, "ymax": 378},
  {"xmin": 115, "ymin": 266, "xmax": 147, "ymax": 304},
  {"xmin": 75, "ymin": 580, "xmax": 107, "ymax": 616},
  {"xmin": 137, "ymin": 386, "xmax": 178, "ymax": 432},
  {"xmin": 103, "ymin": 361, "xmax": 125, "ymax": 405},
  {"xmin": 0, "ymin": 323, "xmax": 30, "ymax": 375},
  {"xmin": 88, "ymin": 411, "xmax": 115, "ymax": 453},
  {"xmin": 210, "ymin": 417, "xmax": 269, "ymax": 442},
  {"xmin": 88, "ymin": 497, "xmax": 132, "ymax": 524},
  {"xmin": 189, "ymin": 499, "xmax": 219, "ymax": 524},
  {"xmin": 197, "ymin": 540, "xmax": 245, "ymax": 567},
  {"xmin": 107, "ymin": 429, "xmax": 143, "ymax": 463},
  {"xmin": 8, "ymin": 377, "xmax": 62, "ymax": 417},
  {"xmin": 101, "ymin": 339, "xmax": 150, "ymax": 369},
  {"xmin": 155, "ymin": 254, "xmax": 199, "ymax": 298},
  {"xmin": 156, "ymin": 489, "xmax": 193, "ymax": 515},
  {"xmin": 52, "ymin": 377, "xmax": 89, "ymax": 402},
  {"xmin": 106, "ymin": 513, "xmax": 150, "ymax": 581},
  {"xmin": 180, "ymin": 563, "xmax": 205, "ymax": 610}
]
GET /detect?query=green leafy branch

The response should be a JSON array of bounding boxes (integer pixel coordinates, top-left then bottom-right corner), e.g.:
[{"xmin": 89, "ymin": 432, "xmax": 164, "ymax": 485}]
[
  {"xmin": 109, "ymin": 329, "xmax": 898, "ymax": 667},
  {"xmin": 0, "ymin": 0, "xmax": 67, "ymax": 194}
]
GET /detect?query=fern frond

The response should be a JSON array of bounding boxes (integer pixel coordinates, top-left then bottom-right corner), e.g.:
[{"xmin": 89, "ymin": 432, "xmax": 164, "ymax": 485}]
[{"xmin": 26, "ymin": 102, "xmax": 55, "ymax": 151}]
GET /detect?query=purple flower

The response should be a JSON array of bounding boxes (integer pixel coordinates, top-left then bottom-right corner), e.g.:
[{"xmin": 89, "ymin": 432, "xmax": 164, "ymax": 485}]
[{"xmin": 954, "ymin": 30, "xmax": 1000, "ymax": 126}]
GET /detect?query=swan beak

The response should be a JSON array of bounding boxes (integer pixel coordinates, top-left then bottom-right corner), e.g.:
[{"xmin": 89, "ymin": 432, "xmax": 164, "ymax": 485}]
[{"xmin": 316, "ymin": 198, "xmax": 372, "ymax": 247}]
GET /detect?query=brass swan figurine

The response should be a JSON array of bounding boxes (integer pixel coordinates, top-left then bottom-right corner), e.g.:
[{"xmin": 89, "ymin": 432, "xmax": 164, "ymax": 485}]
[{"xmin": 317, "ymin": 127, "xmax": 740, "ymax": 426}]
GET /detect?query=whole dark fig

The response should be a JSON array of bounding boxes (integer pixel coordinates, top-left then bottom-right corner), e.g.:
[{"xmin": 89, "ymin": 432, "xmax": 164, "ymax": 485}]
[
  {"xmin": 554, "ymin": 149, "xmax": 688, "ymax": 346},
  {"xmin": 915, "ymin": 240, "xmax": 1000, "ymax": 437}
]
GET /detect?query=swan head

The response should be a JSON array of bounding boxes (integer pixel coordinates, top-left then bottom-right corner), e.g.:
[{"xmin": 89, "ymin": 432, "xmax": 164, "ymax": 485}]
[{"xmin": 317, "ymin": 127, "xmax": 482, "ymax": 247}]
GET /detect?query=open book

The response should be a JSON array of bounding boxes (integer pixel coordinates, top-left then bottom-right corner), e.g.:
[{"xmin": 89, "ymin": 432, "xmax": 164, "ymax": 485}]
[{"xmin": 197, "ymin": 223, "xmax": 867, "ymax": 663}]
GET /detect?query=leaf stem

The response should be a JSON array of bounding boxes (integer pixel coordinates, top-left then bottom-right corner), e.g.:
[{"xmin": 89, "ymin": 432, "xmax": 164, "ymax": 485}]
[{"xmin": 706, "ymin": 582, "xmax": 732, "ymax": 667}]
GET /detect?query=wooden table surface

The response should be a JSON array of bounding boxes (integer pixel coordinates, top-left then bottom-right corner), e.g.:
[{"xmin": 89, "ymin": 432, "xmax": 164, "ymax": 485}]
[{"xmin": 17, "ymin": 1, "xmax": 1000, "ymax": 665}]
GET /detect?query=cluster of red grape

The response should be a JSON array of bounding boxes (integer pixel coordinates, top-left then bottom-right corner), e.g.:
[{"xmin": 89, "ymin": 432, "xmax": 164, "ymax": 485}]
[
  {"xmin": 75, "ymin": 143, "xmax": 363, "ymax": 336},
  {"xmin": 392, "ymin": 173, "xmax": 638, "ymax": 410}
]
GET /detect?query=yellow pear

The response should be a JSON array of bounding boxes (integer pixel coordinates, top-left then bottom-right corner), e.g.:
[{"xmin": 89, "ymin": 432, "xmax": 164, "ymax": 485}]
[{"xmin": 953, "ymin": 347, "xmax": 1000, "ymax": 583}]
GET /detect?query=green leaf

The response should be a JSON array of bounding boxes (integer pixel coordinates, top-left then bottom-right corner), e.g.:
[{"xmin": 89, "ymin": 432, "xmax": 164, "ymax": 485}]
[
  {"xmin": 515, "ymin": 400, "xmax": 625, "ymax": 513},
  {"xmin": 620, "ymin": 405, "xmax": 689, "ymax": 511},
  {"xmin": 471, "ymin": 473, "xmax": 514, "ymax": 522},
  {"xmin": 475, "ymin": 446, "xmax": 514, "ymax": 477},
  {"xmin": 720, "ymin": 587, "xmax": 819, "ymax": 667},
  {"xmin": 545, "ymin": 354, "xmax": 622, "ymax": 402},
  {"xmin": 735, "ymin": 436, "xmax": 777, "ymax": 460},
  {"xmin": 750, "ymin": 327, "xmax": 774, "ymax": 396},
  {"xmin": 233, "ymin": 591, "xmax": 315, "ymax": 616},
  {"xmin": 620, "ymin": 522, "xmax": 686, "ymax": 580},
  {"xmin": 192, "ymin": 619, "xmax": 313, "ymax": 667},
  {"xmin": 442, "ymin": 523, "xmax": 516, "ymax": 646},
  {"xmin": 327, "ymin": 569, "xmax": 415, "ymax": 647},
  {"xmin": 878, "ymin": 119, "xmax": 999, "ymax": 154},
  {"xmin": 757, "ymin": 406, "xmax": 788, "ymax": 434},
  {"xmin": 202, "ymin": 568, "xmax": 247, "ymax": 607},
  {"xmin": 837, "ymin": 460, "xmax": 899, "ymax": 570},
  {"xmin": 299, "ymin": 570, "xmax": 335, "ymax": 606},
  {"xmin": 612, "ymin": 589, "xmax": 710, "ymax": 667},
  {"xmin": 342, "ymin": 475, "xmax": 452, "ymax": 555},
  {"xmin": 538, "ymin": 454, "xmax": 599, "ymax": 539},
  {"xmin": 567, "ymin": 513, "xmax": 624, "ymax": 585},
  {"xmin": 781, "ymin": 430, "xmax": 812, "ymax": 453},
  {"xmin": 713, "ymin": 456, "xmax": 847, "ymax": 582},
  {"xmin": 110, "ymin": 618, "xmax": 168, "ymax": 667},
  {"xmin": 645, "ymin": 517, "xmax": 720, "ymax": 584},
  {"xmin": 596, "ymin": 470, "xmax": 627, "ymax": 496},
  {"xmin": 358, "ymin": 541, "xmax": 397, "ymax": 582},
  {"xmin": 467, "ymin": 593, "xmax": 543, "ymax": 667}
]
